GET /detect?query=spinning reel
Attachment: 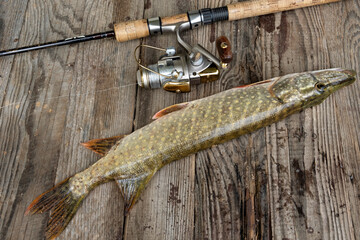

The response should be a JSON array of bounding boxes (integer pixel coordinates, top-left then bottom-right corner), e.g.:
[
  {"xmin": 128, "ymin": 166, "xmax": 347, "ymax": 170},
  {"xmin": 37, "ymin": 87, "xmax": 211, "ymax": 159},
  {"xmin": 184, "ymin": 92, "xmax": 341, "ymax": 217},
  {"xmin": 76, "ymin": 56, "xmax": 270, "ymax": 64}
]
[{"xmin": 136, "ymin": 20, "xmax": 232, "ymax": 93}]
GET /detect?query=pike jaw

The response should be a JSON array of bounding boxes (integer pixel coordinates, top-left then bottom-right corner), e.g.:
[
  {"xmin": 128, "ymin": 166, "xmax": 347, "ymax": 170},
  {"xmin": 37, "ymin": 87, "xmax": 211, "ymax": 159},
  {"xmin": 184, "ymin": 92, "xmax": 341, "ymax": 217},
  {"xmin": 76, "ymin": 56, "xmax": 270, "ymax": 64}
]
[{"xmin": 270, "ymin": 68, "xmax": 356, "ymax": 108}]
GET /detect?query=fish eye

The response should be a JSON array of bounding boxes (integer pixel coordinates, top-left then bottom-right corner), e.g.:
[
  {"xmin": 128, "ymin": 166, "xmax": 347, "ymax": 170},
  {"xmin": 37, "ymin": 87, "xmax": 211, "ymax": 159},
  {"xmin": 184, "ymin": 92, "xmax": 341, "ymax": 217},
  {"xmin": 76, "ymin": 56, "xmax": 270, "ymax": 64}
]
[{"xmin": 315, "ymin": 82, "xmax": 326, "ymax": 92}]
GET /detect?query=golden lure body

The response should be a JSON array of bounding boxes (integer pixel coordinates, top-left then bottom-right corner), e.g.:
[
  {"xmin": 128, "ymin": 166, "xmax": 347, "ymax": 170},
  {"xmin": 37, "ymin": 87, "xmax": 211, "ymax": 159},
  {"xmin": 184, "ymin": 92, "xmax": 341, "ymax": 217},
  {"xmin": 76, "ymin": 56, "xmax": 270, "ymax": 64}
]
[{"xmin": 26, "ymin": 68, "xmax": 356, "ymax": 239}]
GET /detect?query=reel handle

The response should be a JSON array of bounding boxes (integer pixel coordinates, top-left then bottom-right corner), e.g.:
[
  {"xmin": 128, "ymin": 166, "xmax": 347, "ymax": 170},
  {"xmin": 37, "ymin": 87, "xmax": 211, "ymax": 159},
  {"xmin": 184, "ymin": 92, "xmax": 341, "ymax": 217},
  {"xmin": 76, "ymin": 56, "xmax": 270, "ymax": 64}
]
[
  {"xmin": 114, "ymin": 0, "xmax": 340, "ymax": 42},
  {"xmin": 216, "ymin": 36, "xmax": 233, "ymax": 68}
]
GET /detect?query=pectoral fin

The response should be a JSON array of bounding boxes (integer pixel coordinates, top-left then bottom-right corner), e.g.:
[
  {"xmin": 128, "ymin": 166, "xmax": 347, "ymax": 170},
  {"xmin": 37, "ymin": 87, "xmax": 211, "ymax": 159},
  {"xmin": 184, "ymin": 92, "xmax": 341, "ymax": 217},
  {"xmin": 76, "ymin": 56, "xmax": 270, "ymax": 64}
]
[
  {"xmin": 81, "ymin": 135, "xmax": 126, "ymax": 156},
  {"xmin": 116, "ymin": 171, "xmax": 155, "ymax": 214},
  {"xmin": 152, "ymin": 102, "xmax": 189, "ymax": 119}
]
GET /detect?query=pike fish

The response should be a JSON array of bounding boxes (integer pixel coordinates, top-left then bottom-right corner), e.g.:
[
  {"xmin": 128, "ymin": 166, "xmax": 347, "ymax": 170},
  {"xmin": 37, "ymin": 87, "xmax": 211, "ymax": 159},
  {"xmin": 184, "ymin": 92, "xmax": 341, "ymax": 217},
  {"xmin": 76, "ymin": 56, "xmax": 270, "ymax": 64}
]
[{"xmin": 26, "ymin": 68, "xmax": 356, "ymax": 239}]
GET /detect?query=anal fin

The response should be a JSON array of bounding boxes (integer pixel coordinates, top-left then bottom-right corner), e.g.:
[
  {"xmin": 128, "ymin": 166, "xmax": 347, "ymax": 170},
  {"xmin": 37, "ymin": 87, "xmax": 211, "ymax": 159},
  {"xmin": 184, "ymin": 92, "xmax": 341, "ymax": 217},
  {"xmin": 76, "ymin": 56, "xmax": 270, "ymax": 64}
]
[
  {"xmin": 116, "ymin": 171, "xmax": 155, "ymax": 215},
  {"xmin": 81, "ymin": 135, "xmax": 126, "ymax": 156}
]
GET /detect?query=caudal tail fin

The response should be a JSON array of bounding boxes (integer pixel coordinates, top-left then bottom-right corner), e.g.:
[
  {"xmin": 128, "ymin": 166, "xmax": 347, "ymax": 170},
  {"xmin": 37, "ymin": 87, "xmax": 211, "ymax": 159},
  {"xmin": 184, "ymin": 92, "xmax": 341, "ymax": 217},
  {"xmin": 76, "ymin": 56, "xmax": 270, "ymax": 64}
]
[{"xmin": 25, "ymin": 177, "xmax": 86, "ymax": 240}]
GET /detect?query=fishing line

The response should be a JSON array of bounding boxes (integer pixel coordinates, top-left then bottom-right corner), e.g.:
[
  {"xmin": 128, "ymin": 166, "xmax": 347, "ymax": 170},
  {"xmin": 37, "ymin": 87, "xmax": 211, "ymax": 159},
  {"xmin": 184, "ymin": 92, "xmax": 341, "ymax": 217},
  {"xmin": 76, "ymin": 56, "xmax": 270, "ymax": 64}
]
[
  {"xmin": 0, "ymin": 37, "xmax": 138, "ymax": 111},
  {"xmin": 0, "ymin": 82, "xmax": 138, "ymax": 110}
]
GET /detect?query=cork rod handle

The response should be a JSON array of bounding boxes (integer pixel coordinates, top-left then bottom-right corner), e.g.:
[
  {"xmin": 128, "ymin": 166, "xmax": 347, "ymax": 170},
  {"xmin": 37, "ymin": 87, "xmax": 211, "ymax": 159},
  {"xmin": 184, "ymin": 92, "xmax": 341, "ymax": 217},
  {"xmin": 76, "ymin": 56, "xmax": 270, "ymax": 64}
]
[
  {"xmin": 114, "ymin": 0, "xmax": 341, "ymax": 42},
  {"xmin": 227, "ymin": 0, "xmax": 340, "ymax": 21}
]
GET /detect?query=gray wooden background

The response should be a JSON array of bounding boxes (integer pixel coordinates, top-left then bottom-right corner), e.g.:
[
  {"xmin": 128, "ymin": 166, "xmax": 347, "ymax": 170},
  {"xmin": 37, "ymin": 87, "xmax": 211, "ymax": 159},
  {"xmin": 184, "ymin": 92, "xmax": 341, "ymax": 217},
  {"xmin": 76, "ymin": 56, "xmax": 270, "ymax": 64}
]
[{"xmin": 1, "ymin": 0, "xmax": 359, "ymax": 239}]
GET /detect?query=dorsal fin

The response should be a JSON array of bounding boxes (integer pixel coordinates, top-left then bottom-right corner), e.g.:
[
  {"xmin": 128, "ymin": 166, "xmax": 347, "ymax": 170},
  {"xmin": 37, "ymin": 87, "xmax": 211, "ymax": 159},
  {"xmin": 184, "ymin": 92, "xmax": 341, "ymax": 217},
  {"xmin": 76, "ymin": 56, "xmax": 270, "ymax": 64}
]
[
  {"xmin": 81, "ymin": 135, "xmax": 126, "ymax": 156},
  {"xmin": 116, "ymin": 171, "xmax": 155, "ymax": 215},
  {"xmin": 235, "ymin": 79, "xmax": 274, "ymax": 88},
  {"xmin": 152, "ymin": 102, "xmax": 189, "ymax": 120}
]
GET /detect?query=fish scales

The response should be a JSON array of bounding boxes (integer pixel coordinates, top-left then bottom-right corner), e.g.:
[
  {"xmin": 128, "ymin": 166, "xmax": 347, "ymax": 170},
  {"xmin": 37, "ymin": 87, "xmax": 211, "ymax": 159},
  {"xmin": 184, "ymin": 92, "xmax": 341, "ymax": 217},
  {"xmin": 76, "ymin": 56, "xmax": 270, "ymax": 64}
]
[
  {"xmin": 77, "ymin": 83, "xmax": 290, "ymax": 187},
  {"xmin": 25, "ymin": 68, "xmax": 356, "ymax": 240},
  {"xmin": 70, "ymin": 72, "xmax": 347, "ymax": 194}
]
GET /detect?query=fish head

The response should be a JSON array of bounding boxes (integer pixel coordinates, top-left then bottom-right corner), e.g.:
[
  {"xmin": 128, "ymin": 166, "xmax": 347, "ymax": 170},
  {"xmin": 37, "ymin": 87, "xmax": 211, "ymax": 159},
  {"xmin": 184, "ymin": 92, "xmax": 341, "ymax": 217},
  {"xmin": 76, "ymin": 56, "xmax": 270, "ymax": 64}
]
[
  {"xmin": 271, "ymin": 69, "xmax": 356, "ymax": 107},
  {"xmin": 302, "ymin": 68, "xmax": 356, "ymax": 107}
]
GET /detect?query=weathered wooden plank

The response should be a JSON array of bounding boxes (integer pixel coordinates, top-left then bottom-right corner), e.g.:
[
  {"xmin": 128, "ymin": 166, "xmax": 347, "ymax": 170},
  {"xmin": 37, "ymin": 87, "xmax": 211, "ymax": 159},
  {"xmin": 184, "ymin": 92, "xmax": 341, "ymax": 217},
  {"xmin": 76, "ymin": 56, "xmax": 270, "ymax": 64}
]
[
  {"xmin": 123, "ymin": 0, "xmax": 265, "ymax": 238},
  {"xmin": 0, "ymin": 1, "xmax": 59, "ymax": 239},
  {"xmin": 260, "ymin": 9, "xmax": 312, "ymax": 239},
  {"xmin": 0, "ymin": 0, "xmax": 359, "ymax": 240},
  {"xmin": 0, "ymin": 1, "xmax": 32, "ymax": 238},
  {"xmin": 0, "ymin": 0, "xmax": 141, "ymax": 239},
  {"xmin": 260, "ymin": 1, "xmax": 360, "ymax": 239},
  {"xmin": 54, "ymin": 0, "xmax": 143, "ymax": 238},
  {"xmin": 314, "ymin": 1, "xmax": 360, "ymax": 238},
  {"xmin": 193, "ymin": 0, "xmax": 267, "ymax": 239},
  {"xmin": 123, "ymin": 1, "xmax": 197, "ymax": 239}
]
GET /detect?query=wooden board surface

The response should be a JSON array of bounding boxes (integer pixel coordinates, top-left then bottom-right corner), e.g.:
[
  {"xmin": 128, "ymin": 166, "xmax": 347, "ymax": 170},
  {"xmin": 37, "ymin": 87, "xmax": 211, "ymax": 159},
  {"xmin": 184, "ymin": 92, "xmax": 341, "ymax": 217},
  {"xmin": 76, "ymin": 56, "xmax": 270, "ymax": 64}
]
[{"xmin": 0, "ymin": 0, "xmax": 359, "ymax": 239}]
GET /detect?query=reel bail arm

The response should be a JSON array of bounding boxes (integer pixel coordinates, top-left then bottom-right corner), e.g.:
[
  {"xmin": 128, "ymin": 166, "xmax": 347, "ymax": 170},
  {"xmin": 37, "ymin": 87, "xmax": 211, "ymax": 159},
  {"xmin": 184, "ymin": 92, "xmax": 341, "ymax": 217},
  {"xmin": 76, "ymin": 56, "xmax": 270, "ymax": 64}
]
[{"xmin": 136, "ymin": 22, "xmax": 232, "ymax": 93}]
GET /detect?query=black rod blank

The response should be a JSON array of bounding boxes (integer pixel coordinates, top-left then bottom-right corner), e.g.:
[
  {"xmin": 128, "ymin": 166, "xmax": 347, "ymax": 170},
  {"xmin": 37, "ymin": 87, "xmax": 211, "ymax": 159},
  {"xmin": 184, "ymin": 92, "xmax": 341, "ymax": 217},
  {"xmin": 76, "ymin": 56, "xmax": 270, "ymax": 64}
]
[{"xmin": 0, "ymin": 31, "xmax": 115, "ymax": 57}]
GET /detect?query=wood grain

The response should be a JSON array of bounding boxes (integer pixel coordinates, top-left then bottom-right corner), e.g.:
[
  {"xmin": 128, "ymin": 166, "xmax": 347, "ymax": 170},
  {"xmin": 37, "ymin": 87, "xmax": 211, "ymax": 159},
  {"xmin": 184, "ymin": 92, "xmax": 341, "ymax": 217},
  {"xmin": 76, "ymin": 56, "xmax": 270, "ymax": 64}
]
[
  {"xmin": 0, "ymin": 0, "xmax": 140, "ymax": 239},
  {"xmin": 259, "ymin": 1, "xmax": 360, "ymax": 239},
  {"xmin": 123, "ymin": 1, "xmax": 196, "ymax": 239},
  {"xmin": 0, "ymin": 0, "xmax": 359, "ymax": 240},
  {"xmin": 193, "ymin": 1, "xmax": 266, "ymax": 239}
]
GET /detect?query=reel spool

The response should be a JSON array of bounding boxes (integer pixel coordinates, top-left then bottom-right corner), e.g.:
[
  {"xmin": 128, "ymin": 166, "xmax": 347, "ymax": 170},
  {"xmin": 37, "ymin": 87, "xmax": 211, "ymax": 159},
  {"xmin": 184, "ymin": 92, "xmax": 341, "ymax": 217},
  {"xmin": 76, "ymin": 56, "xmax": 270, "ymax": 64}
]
[{"xmin": 135, "ymin": 21, "xmax": 232, "ymax": 93}]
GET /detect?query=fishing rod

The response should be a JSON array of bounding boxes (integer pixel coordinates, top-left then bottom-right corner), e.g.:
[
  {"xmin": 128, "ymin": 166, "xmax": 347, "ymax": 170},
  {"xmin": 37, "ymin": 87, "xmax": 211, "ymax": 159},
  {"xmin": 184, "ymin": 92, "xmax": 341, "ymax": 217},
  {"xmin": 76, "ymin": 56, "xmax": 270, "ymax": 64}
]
[{"xmin": 0, "ymin": 0, "xmax": 340, "ymax": 92}]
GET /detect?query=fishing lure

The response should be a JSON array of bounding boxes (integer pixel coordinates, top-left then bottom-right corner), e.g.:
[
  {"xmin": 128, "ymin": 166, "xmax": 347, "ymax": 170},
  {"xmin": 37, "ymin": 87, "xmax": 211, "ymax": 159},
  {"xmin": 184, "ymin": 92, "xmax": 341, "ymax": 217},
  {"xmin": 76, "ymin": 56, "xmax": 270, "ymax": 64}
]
[{"xmin": 26, "ymin": 68, "xmax": 356, "ymax": 239}]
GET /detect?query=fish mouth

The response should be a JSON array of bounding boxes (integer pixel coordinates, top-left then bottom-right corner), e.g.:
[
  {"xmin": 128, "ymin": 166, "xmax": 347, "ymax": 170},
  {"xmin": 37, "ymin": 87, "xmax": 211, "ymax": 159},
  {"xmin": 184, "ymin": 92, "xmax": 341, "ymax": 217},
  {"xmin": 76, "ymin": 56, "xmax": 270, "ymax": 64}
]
[
  {"xmin": 342, "ymin": 69, "xmax": 357, "ymax": 78},
  {"xmin": 328, "ymin": 69, "xmax": 357, "ymax": 88}
]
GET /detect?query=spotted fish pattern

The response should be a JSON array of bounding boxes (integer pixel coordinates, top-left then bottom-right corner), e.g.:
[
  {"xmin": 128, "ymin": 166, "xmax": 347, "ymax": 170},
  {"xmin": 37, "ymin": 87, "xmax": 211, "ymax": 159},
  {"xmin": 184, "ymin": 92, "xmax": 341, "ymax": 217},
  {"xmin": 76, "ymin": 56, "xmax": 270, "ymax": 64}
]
[{"xmin": 26, "ymin": 68, "xmax": 356, "ymax": 239}]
